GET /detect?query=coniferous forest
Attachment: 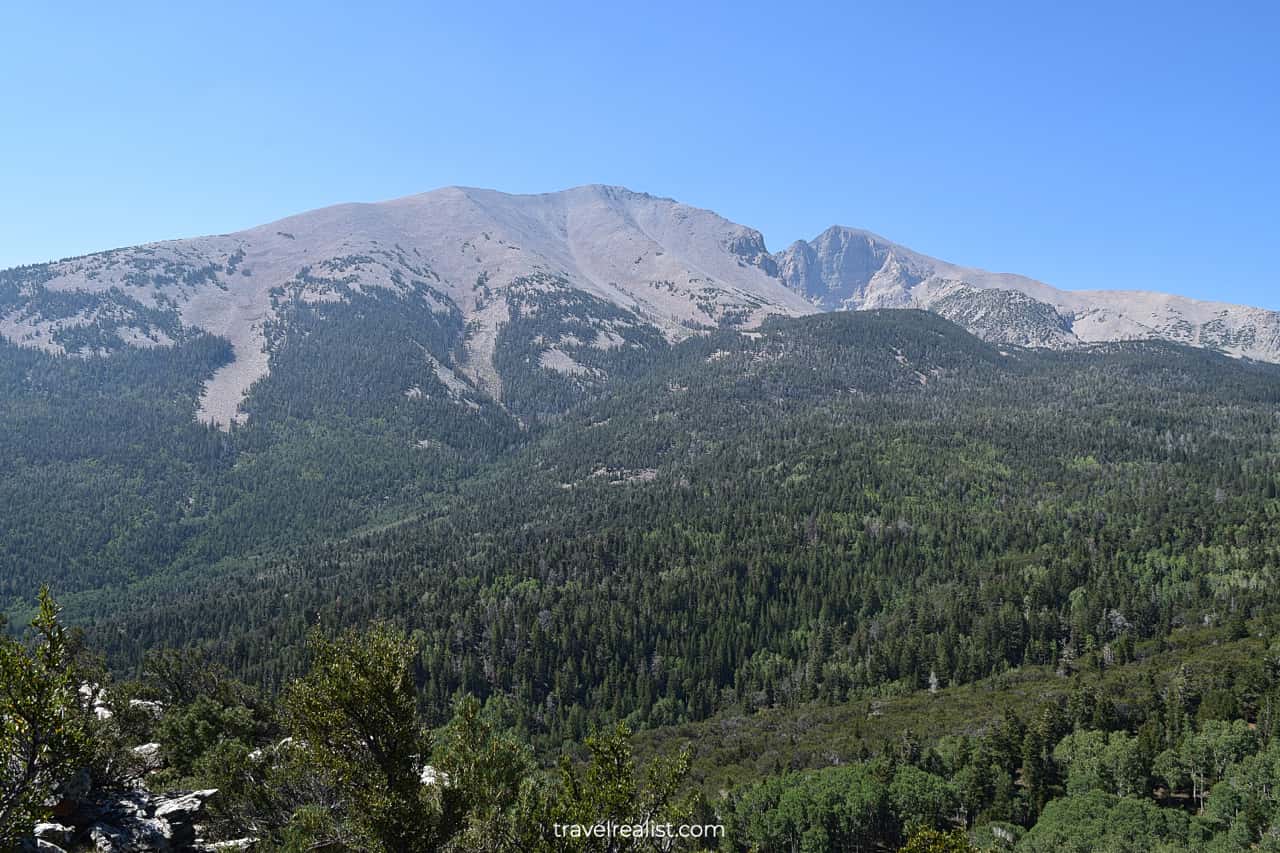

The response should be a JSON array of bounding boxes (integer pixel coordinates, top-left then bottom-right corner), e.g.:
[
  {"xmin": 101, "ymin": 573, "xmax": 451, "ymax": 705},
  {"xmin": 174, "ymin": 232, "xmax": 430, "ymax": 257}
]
[{"xmin": 6, "ymin": 308, "xmax": 1280, "ymax": 851}]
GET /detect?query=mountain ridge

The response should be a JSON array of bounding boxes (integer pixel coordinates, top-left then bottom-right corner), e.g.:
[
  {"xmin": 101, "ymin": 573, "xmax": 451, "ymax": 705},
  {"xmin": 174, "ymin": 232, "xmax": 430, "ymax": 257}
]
[{"xmin": 3, "ymin": 184, "xmax": 1277, "ymax": 427}]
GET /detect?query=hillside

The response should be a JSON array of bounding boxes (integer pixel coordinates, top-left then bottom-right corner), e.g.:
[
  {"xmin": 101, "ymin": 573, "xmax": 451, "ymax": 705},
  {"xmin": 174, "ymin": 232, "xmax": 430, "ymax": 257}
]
[{"xmin": 21, "ymin": 311, "xmax": 1274, "ymax": 740}]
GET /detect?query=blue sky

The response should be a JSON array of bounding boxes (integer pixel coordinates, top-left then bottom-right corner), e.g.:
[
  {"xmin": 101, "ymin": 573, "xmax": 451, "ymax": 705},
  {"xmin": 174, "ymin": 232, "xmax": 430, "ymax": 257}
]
[{"xmin": 3, "ymin": 1, "xmax": 1277, "ymax": 307}]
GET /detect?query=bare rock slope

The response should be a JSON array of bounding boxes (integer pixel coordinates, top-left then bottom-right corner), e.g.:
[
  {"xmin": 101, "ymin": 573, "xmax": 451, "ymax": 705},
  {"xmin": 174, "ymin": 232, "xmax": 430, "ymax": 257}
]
[{"xmin": 3, "ymin": 186, "xmax": 1277, "ymax": 427}]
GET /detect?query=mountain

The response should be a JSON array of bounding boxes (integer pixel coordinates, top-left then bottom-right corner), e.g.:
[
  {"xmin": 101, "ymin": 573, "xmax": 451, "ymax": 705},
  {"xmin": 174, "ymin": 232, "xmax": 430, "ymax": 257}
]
[
  {"xmin": 0, "ymin": 186, "xmax": 810, "ymax": 428},
  {"xmin": 775, "ymin": 226, "xmax": 1280, "ymax": 357},
  {"xmin": 3, "ymin": 185, "xmax": 1278, "ymax": 432}
]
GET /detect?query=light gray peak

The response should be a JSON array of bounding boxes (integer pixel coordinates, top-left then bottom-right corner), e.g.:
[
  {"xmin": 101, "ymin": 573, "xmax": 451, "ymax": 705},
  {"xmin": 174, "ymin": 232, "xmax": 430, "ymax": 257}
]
[
  {"xmin": 795, "ymin": 225, "xmax": 901, "ymax": 249},
  {"xmin": 775, "ymin": 226, "xmax": 932, "ymax": 311}
]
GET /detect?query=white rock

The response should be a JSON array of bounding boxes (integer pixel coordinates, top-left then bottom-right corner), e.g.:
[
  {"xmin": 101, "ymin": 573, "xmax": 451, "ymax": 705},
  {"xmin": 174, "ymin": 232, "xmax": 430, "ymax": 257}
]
[
  {"xmin": 33, "ymin": 822, "xmax": 73, "ymax": 844},
  {"xmin": 131, "ymin": 742, "xmax": 163, "ymax": 770},
  {"xmin": 776, "ymin": 225, "xmax": 1280, "ymax": 360},
  {"xmin": 128, "ymin": 699, "xmax": 164, "ymax": 717},
  {"xmin": 154, "ymin": 789, "xmax": 218, "ymax": 821},
  {"xmin": 420, "ymin": 765, "xmax": 450, "ymax": 787}
]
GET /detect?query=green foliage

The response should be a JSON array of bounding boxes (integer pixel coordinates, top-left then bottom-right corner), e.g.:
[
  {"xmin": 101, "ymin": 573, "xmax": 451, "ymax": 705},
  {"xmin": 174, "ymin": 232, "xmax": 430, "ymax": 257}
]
[
  {"xmin": 1053, "ymin": 730, "xmax": 1149, "ymax": 798},
  {"xmin": 142, "ymin": 647, "xmax": 258, "ymax": 708},
  {"xmin": 0, "ymin": 333, "xmax": 233, "ymax": 599},
  {"xmin": 283, "ymin": 624, "xmax": 445, "ymax": 852},
  {"xmin": 19, "ymin": 601, "xmax": 1280, "ymax": 851},
  {"xmin": 1156, "ymin": 720, "xmax": 1260, "ymax": 811},
  {"xmin": 9, "ymin": 307, "xmax": 1280, "ymax": 849},
  {"xmin": 0, "ymin": 282, "xmax": 515, "ymax": 615},
  {"xmin": 545, "ymin": 722, "xmax": 699, "ymax": 852},
  {"xmin": 155, "ymin": 695, "xmax": 258, "ymax": 778},
  {"xmin": 1016, "ymin": 790, "xmax": 1207, "ymax": 852},
  {"xmin": 0, "ymin": 589, "xmax": 95, "ymax": 848},
  {"xmin": 493, "ymin": 276, "xmax": 668, "ymax": 422},
  {"xmin": 725, "ymin": 760, "xmax": 962, "ymax": 852},
  {"xmin": 433, "ymin": 695, "xmax": 537, "ymax": 853},
  {"xmin": 890, "ymin": 765, "xmax": 960, "ymax": 835},
  {"xmin": 1204, "ymin": 739, "xmax": 1280, "ymax": 849},
  {"xmin": 900, "ymin": 828, "xmax": 983, "ymax": 852},
  {"xmin": 44, "ymin": 310, "xmax": 1275, "ymax": 760}
]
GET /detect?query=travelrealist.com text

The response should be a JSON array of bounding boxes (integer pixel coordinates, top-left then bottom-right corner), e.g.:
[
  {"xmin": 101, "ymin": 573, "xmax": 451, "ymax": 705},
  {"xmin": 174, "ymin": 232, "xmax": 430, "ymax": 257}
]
[{"xmin": 551, "ymin": 821, "xmax": 725, "ymax": 840}]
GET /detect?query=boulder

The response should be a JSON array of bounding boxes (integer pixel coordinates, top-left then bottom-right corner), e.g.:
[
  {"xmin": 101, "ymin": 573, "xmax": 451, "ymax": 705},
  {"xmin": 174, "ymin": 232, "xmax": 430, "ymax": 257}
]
[
  {"xmin": 33, "ymin": 823, "xmax": 74, "ymax": 845},
  {"xmin": 154, "ymin": 789, "xmax": 218, "ymax": 822},
  {"xmin": 420, "ymin": 765, "xmax": 450, "ymax": 786},
  {"xmin": 132, "ymin": 742, "xmax": 164, "ymax": 771},
  {"xmin": 130, "ymin": 816, "xmax": 174, "ymax": 850},
  {"xmin": 35, "ymin": 774, "xmax": 225, "ymax": 852}
]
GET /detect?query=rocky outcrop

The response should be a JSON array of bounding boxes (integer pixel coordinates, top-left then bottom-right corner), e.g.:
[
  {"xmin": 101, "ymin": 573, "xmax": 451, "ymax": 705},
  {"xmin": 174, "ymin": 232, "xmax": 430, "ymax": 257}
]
[{"xmin": 24, "ymin": 787, "xmax": 230, "ymax": 853}]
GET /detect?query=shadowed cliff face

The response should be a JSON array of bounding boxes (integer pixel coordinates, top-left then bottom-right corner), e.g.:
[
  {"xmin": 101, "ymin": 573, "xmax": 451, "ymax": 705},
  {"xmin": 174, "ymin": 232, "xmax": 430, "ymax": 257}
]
[{"xmin": 775, "ymin": 227, "xmax": 914, "ymax": 309}]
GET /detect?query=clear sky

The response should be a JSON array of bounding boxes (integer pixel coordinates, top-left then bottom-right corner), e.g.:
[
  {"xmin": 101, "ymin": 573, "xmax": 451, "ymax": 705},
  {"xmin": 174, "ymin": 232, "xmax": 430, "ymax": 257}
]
[{"xmin": 3, "ymin": 1, "xmax": 1277, "ymax": 307}]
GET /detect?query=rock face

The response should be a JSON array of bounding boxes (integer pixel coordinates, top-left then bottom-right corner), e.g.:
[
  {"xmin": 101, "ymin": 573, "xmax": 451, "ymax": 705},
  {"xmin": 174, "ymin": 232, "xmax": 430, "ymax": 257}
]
[
  {"xmin": 2, "ymin": 186, "xmax": 1277, "ymax": 430},
  {"xmin": 774, "ymin": 227, "xmax": 925, "ymax": 310},
  {"xmin": 131, "ymin": 743, "xmax": 163, "ymax": 772}
]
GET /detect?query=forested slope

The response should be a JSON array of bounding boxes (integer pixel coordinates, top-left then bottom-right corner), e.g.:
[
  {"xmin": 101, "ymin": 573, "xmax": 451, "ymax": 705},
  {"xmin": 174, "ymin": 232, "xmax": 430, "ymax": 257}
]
[
  {"xmin": 7, "ymin": 309, "xmax": 1280, "ymax": 849},
  {"xmin": 17, "ymin": 312, "xmax": 1270, "ymax": 747}
]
